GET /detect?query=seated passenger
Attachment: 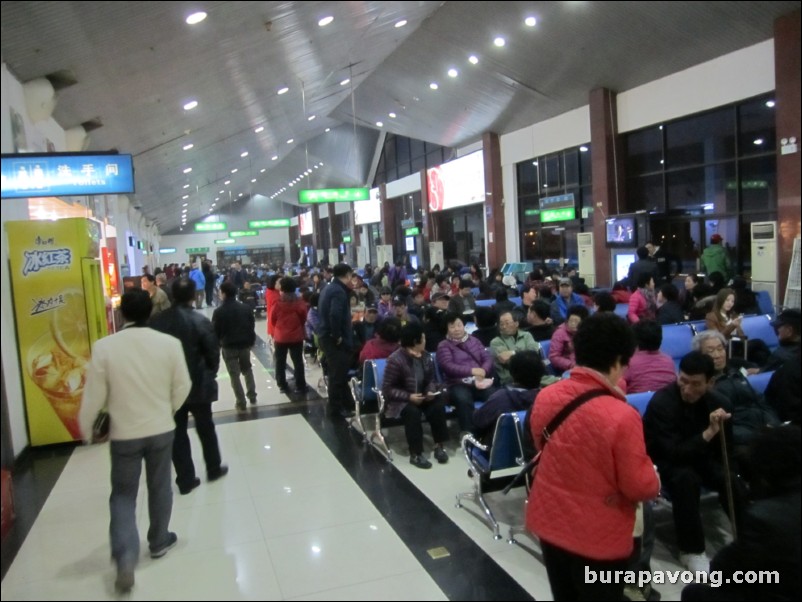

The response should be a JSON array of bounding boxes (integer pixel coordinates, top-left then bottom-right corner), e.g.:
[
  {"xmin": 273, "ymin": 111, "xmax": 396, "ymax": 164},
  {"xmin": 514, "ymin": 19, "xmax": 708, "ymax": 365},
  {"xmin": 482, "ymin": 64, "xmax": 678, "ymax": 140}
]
[
  {"xmin": 382, "ymin": 323, "xmax": 449, "ymax": 469},
  {"xmin": 493, "ymin": 288, "xmax": 516, "ymax": 317},
  {"xmin": 592, "ymin": 291, "xmax": 617, "ymax": 314},
  {"xmin": 548, "ymin": 305, "xmax": 589, "ymax": 375},
  {"xmin": 764, "ymin": 348, "xmax": 801, "ymax": 425},
  {"xmin": 656, "ymin": 283, "xmax": 685, "ymax": 325},
  {"xmin": 705, "ymin": 288, "xmax": 745, "ymax": 340},
  {"xmin": 627, "ymin": 273, "xmax": 657, "ymax": 324},
  {"xmin": 522, "ymin": 300, "xmax": 555, "ymax": 342},
  {"xmin": 549, "ymin": 278, "xmax": 584, "ymax": 325},
  {"xmin": 624, "ymin": 320, "xmax": 676, "ymax": 394},
  {"xmin": 490, "ymin": 311, "xmax": 540, "ymax": 386},
  {"xmin": 762, "ymin": 308, "xmax": 801, "ymax": 373},
  {"xmin": 470, "ymin": 306, "xmax": 499, "ymax": 347},
  {"xmin": 448, "ymin": 279, "xmax": 478, "ymax": 317},
  {"xmin": 358, "ymin": 317, "xmax": 401, "ymax": 366},
  {"xmin": 353, "ymin": 306, "xmax": 380, "ymax": 349}
]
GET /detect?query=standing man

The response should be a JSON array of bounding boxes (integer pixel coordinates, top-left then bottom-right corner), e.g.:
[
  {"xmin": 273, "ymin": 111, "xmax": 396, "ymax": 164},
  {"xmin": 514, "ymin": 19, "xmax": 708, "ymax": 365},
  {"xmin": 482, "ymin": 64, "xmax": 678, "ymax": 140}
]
[
  {"xmin": 150, "ymin": 278, "xmax": 228, "ymax": 494},
  {"xmin": 700, "ymin": 234, "xmax": 733, "ymax": 282},
  {"xmin": 188, "ymin": 263, "xmax": 206, "ymax": 309},
  {"xmin": 79, "ymin": 290, "xmax": 191, "ymax": 593},
  {"xmin": 318, "ymin": 263, "xmax": 355, "ymax": 419},
  {"xmin": 141, "ymin": 273, "xmax": 171, "ymax": 316},
  {"xmin": 212, "ymin": 281, "xmax": 257, "ymax": 412}
]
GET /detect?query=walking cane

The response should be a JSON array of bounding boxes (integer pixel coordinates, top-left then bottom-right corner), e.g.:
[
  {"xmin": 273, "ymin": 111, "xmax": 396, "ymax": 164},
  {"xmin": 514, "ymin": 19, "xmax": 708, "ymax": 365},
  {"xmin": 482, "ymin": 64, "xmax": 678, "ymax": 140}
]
[{"xmin": 719, "ymin": 419, "xmax": 738, "ymax": 540}]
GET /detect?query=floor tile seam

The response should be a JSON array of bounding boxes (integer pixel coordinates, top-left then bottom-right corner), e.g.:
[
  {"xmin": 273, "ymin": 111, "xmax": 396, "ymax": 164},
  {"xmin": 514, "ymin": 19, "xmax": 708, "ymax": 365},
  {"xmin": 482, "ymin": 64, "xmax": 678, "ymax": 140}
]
[
  {"xmin": 280, "ymin": 566, "xmax": 434, "ymax": 601},
  {"xmin": 257, "ymin": 510, "xmax": 386, "ymax": 541}
]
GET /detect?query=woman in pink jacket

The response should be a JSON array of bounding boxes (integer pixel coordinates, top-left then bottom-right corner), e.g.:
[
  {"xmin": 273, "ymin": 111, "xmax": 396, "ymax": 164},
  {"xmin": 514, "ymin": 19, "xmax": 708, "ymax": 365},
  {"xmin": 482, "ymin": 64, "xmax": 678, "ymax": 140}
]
[
  {"xmin": 528, "ymin": 313, "xmax": 660, "ymax": 600},
  {"xmin": 627, "ymin": 273, "xmax": 657, "ymax": 324},
  {"xmin": 548, "ymin": 305, "xmax": 588, "ymax": 375}
]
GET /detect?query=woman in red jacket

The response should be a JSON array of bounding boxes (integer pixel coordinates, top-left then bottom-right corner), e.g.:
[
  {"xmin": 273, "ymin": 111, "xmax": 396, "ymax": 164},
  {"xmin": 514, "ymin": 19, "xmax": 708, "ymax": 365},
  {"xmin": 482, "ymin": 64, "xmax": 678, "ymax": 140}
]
[
  {"xmin": 527, "ymin": 313, "xmax": 660, "ymax": 601},
  {"xmin": 270, "ymin": 277, "xmax": 308, "ymax": 393},
  {"xmin": 264, "ymin": 274, "xmax": 282, "ymax": 340}
]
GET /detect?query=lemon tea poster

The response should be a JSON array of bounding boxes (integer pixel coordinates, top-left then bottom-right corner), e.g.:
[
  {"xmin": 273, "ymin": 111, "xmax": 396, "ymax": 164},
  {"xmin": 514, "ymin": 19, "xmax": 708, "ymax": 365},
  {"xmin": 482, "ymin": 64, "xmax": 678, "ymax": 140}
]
[{"xmin": 6, "ymin": 218, "xmax": 107, "ymax": 446}]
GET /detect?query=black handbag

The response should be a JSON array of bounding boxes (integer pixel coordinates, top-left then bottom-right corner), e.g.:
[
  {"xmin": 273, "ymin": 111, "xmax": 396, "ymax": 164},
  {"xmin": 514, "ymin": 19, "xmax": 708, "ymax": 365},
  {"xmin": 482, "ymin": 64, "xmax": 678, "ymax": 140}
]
[{"xmin": 91, "ymin": 409, "xmax": 110, "ymax": 444}]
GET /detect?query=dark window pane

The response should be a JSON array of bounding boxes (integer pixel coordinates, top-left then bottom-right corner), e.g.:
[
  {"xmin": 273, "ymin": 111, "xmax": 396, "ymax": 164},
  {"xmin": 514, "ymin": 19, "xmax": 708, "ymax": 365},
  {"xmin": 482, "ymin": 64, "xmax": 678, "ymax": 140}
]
[
  {"xmin": 665, "ymin": 108, "xmax": 735, "ymax": 168},
  {"xmin": 738, "ymin": 97, "xmax": 776, "ymax": 157},
  {"xmin": 739, "ymin": 155, "xmax": 777, "ymax": 212},
  {"xmin": 426, "ymin": 148, "xmax": 443, "ymax": 168},
  {"xmin": 397, "ymin": 161, "xmax": 411, "ymax": 178},
  {"xmin": 521, "ymin": 229, "xmax": 540, "ymax": 261},
  {"xmin": 666, "ymin": 164, "xmax": 736, "ymax": 215},
  {"xmin": 410, "ymin": 138, "xmax": 425, "ymax": 159},
  {"xmin": 519, "ymin": 195, "xmax": 540, "ymax": 227},
  {"xmin": 396, "ymin": 137, "xmax": 410, "ymax": 164},
  {"xmin": 386, "ymin": 165, "xmax": 397, "ymax": 182},
  {"xmin": 540, "ymin": 154, "xmax": 561, "ymax": 191},
  {"xmin": 517, "ymin": 159, "xmax": 540, "ymax": 196},
  {"xmin": 385, "ymin": 137, "xmax": 397, "ymax": 166},
  {"xmin": 564, "ymin": 150, "xmax": 579, "ymax": 187},
  {"xmin": 626, "ymin": 174, "xmax": 664, "ymax": 213},
  {"xmin": 411, "ymin": 155, "xmax": 425, "ymax": 173},
  {"xmin": 626, "ymin": 127, "xmax": 663, "ymax": 174},
  {"xmin": 580, "ymin": 145, "xmax": 592, "ymax": 185}
]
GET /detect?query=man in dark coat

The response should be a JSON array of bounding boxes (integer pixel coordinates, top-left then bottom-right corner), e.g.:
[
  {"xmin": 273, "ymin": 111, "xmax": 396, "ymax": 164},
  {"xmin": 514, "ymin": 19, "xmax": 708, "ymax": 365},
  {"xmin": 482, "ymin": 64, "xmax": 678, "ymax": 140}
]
[
  {"xmin": 318, "ymin": 263, "xmax": 355, "ymax": 419},
  {"xmin": 150, "ymin": 277, "xmax": 228, "ymax": 494},
  {"xmin": 212, "ymin": 281, "xmax": 257, "ymax": 412}
]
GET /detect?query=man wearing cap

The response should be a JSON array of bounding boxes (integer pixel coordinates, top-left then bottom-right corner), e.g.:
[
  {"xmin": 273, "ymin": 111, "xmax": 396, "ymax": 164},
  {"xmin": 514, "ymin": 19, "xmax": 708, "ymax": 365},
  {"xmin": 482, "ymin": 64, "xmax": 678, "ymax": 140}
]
[
  {"xmin": 448, "ymin": 279, "xmax": 477, "ymax": 317},
  {"xmin": 549, "ymin": 278, "xmax": 584, "ymax": 326},
  {"xmin": 762, "ymin": 308, "xmax": 801, "ymax": 373},
  {"xmin": 701, "ymin": 234, "xmax": 733, "ymax": 282},
  {"xmin": 354, "ymin": 305, "xmax": 380, "ymax": 349},
  {"xmin": 431, "ymin": 291, "xmax": 450, "ymax": 310}
]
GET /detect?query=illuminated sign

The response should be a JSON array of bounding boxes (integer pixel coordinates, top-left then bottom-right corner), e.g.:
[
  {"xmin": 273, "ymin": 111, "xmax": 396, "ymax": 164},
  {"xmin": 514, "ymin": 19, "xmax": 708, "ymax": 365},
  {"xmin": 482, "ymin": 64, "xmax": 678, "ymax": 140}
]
[
  {"xmin": 229, "ymin": 230, "xmax": 258, "ymax": 238},
  {"xmin": 160, "ymin": 247, "xmax": 177, "ymax": 254},
  {"xmin": 540, "ymin": 193, "xmax": 575, "ymax": 210},
  {"xmin": 541, "ymin": 207, "xmax": 576, "ymax": 223},
  {"xmin": 298, "ymin": 187, "xmax": 370, "ymax": 204},
  {"xmin": 405, "ymin": 227, "xmax": 420, "ymax": 236},
  {"xmin": 343, "ymin": 235, "xmax": 352, "ymax": 243},
  {"xmin": 185, "ymin": 247, "xmax": 209, "ymax": 253},
  {"xmin": 215, "ymin": 238, "xmax": 236, "ymax": 244},
  {"xmin": 195, "ymin": 222, "xmax": 227, "ymax": 232},
  {"xmin": 524, "ymin": 209, "xmax": 540, "ymax": 216},
  {"xmin": 248, "ymin": 219, "xmax": 291, "ymax": 229},
  {"xmin": 1, "ymin": 153, "xmax": 135, "ymax": 198},
  {"xmin": 426, "ymin": 151, "xmax": 485, "ymax": 212}
]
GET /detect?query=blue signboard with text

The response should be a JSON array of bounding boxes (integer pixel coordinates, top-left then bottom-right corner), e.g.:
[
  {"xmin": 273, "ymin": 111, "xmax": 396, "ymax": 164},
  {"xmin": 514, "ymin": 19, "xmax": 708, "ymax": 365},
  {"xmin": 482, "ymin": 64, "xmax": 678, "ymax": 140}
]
[{"xmin": 1, "ymin": 153, "xmax": 135, "ymax": 199}]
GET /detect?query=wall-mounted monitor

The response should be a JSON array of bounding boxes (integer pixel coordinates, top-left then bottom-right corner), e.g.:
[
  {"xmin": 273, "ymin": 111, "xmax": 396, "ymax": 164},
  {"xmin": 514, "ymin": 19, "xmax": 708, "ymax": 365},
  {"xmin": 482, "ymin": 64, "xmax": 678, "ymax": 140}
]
[
  {"xmin": 605, "ymin": 216, "xmax": 637, "ymax": 247},
  {"xmin": 405, "ymin": 236, "xmax": 416, "ymax": 252}
]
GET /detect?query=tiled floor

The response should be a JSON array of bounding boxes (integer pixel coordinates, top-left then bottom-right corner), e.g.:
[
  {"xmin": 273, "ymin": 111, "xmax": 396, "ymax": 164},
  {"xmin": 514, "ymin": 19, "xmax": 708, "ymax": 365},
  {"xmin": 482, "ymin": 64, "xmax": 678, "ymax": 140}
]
[{"xmin": 1, "ymin": 311, "xmax": 734, "ymax": 600}]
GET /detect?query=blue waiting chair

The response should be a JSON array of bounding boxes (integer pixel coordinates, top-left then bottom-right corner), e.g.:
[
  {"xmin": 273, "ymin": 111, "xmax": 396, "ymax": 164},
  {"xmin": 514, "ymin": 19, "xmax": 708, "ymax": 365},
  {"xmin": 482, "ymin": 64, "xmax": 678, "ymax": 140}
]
[
  {"xmin": 755, "ymin": 290, "xmax": 775, "ymax": 318},
  {"xmin": 686, "ymin": 320, "xmax": 707, "ymax": 334},
  {"xmin": 614, "ymin": 304, "xmax": 629, "ymax": 318},
  {"xmin": 660, "ymin": 324, "xmax": 695, "ymax": 369},
  {"xmin": 741, "ymin": 315, "xmax": 780, "ymax": 351},
  {"xmin": 456, "ymin": 410, "xmax": 527, "ymax": 540},
  {"xmin": 475, "ymin": 299, "xmax": 495, "ymax": 308},
  {"xmin": 349, "ymin": 360, "xmax": 392, "ymax": 458},
  {"xmin": 747, "ymin": 370, "xmax": 774, "ymax": 395},
  {"xmin": 627, "ymin": 391, "xmax": 654, "ymax": 416}
]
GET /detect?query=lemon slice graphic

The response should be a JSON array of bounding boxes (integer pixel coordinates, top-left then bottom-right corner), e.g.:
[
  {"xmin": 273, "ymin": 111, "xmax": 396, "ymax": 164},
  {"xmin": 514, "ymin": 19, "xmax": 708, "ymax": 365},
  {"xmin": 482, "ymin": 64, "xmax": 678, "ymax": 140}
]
[{"xmin": 51, "ymin": 290, "xmax": 91, "ymax": 360}]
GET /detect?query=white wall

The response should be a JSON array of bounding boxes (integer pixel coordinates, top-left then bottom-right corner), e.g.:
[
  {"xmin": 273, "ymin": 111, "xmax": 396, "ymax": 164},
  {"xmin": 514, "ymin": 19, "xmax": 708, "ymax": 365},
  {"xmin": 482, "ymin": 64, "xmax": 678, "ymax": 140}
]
[{"xmin": 159, "ymin": 226, "xmax": 290, "ymax": 267}]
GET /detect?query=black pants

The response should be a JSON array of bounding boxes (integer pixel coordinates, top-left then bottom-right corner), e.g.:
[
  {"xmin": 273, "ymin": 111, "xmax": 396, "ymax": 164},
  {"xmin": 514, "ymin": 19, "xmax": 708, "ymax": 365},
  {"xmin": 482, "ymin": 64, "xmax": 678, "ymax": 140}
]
[
  {"xmin": 173, "ymin": 403, "xmax": 222, "ymax": 488},
  {"xmin": 401, "ymin": 399, "xmax": 449, "ymax": 455},
  {"xmin": 447, "ymin": 383, "xmax": 495, "ymax": 432},
  {"xmin": 318, "ymin": 336, "xmax": 354, "ymax": 412},
  {"xmin": 540, "ymin": 539, "xmax": 628, "ymax": 601},
  {"xmin": 662, "ymin": 461, "xmax": 745, "ymax": 553},
  {"xmin": 274, "ymin": 341, "xmax": 306, "ymax": 390},
  {"xmin": 205, "ymin": 285, "xmax": 215, "ymax": 307}
]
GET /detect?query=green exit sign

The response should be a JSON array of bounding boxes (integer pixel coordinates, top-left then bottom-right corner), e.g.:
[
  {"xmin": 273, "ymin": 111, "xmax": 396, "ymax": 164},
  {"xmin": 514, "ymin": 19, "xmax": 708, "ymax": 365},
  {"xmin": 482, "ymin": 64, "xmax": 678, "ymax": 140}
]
[
  {"xmin": 215, "ymin": 238, "xmax": 236, "ymax": 244},
  {"xmin": 298, "ymin": 187, "xmax": 370, "ymax": 204},
  {"xmin": 541, "ymin": 207, "xmax": 576, "ymax": 223},
  {"xmin": 195, "ymin": 222, "xmax": 227, "ymax": 232},
  {"xmin": 186, "ymin": 247, "xmax": 210, "ymax": 254},
  {"xmin": 343, "ymin": 235, "xmax": 352, "ymax": 243},
  {"xmin": 524, "ymin": 209, "xmax": 540, "ymax": 216},
  {"xmin": 229, "ymin": 230, "xmax": 258, "ymax": 238},
  {"xmin": 249, "ymin": 219, "xmax": 291, "ymax": 229},
  {"xmin": 405, "ymin": 227, "xmax": 420, "ymax": 236}
]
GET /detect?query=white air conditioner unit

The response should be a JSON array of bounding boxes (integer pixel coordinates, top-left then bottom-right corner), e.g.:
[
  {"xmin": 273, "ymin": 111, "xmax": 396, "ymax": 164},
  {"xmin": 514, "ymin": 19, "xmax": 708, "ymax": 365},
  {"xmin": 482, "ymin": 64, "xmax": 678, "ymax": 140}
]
[
  {"xmin": 577, "ymin": 232, "xmax": 595, "ymax": 287},
  {"xmin": 751, "ymin": 221, "xmax": 777, "ymax": 305}
]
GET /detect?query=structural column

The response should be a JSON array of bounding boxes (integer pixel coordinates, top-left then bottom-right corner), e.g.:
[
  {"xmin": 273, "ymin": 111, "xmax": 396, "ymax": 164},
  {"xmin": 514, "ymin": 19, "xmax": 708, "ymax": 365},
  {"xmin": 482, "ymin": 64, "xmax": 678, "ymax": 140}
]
[
  {"xmin": 483, "ymin": 132, "xmax": 505, "ymax": 269},
  {"xmin": 379, "ymin": 183, "xmax": 397, "ymax": 251}
]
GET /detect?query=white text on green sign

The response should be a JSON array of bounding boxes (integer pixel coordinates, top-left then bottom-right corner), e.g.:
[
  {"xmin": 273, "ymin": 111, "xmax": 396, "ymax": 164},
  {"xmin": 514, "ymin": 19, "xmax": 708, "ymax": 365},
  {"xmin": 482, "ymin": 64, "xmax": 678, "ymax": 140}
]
[
  {"xmin": 215, "ymin": 238, "xmax": 236, "ymax": 244},
  {"xmin": 541, "ymin": 207, "xmax": 576, "ymax": 223},
  {"xmin": 298, "ymin": 188, "xmax": 370, "ymax": 204},
  {"xmin": 248, "ymin": 219, "xmax": 291, "ymax": 229},
  {"xmin": 229, "ymin": 230, "xmax": 258, "ymax": 237},
  {"xmin": 405, "ymin": 227, "xmax": 420, "ymax": 236},
  {"xmin": 186, "ymin": 247, "xmax": 210, "ymax": 253},
  {"xmin": 195, "ymin": 222, "xmax": 227, "ymax": 232},
  {"xmin": 343, "ymin": 236, "xmax": 352, "ymax": 243}
]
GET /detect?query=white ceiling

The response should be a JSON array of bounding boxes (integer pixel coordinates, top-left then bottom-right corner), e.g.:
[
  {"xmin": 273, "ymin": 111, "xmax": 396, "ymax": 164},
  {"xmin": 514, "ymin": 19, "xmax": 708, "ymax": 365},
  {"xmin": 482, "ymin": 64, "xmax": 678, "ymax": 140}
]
[{"xmin": 1, "ymin": 1, "xmax": 797, "ymax": 234}]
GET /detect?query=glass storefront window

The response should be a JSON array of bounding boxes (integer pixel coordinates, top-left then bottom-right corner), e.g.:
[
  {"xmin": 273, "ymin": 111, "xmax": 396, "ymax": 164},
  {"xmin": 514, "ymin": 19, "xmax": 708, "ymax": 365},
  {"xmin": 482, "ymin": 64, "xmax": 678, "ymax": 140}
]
[{"xmin": 665, "ymin": 107, "xmax": 735, "ymax": 169}]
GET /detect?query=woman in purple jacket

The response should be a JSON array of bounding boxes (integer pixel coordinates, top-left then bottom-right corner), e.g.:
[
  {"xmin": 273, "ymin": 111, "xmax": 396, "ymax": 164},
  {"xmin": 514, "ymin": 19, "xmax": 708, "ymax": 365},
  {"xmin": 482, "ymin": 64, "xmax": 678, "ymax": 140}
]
[{"xmin": 436, "ymin": 314, "xmax": 495, "ymax": 434}]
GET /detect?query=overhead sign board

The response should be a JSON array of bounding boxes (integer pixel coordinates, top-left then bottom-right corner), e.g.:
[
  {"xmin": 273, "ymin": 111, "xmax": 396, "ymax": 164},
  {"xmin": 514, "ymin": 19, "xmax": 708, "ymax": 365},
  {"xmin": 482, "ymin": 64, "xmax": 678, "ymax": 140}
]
[
  {"xmin": 343, "ymin": 235, "xmax": 352, "ymax": 243},
  {"xmin": 160, "ymin": 247, "xmax": 176, "ymax": 254},
  {"xmin": 298, "ymin": 187, "xmax": 369, "ymax": 204},
  {"xmin": 186, "ymin": 247, "xmax": 210, "ymax": 253},
  {"xmin": 215, "ymin": 238, "xmax": 236, "ymax": 244},
  {"xmin": 426, "ymin": 151, "xmax": 485, "ymax": 212},
  {"xmin": 249, "ymin": 219, "xmax": 291, "ymax": 229},
  {"xmin": 195, "ymin": 222, "xmax": 227, "ymax": 232},
  {"xmin": 229, "ymin": 230, "xmax": 258, "ymax": 238},
  {"xmin": 541, "ymin": 207, "xmax": 576, "ymax": 223},
  {"xmin": 1, "ymin": 153, "xmax": 135, "ymax": 198},
  {"xmin": 405, "ymin": 226, "xmax": 420, "ymax": 236}
]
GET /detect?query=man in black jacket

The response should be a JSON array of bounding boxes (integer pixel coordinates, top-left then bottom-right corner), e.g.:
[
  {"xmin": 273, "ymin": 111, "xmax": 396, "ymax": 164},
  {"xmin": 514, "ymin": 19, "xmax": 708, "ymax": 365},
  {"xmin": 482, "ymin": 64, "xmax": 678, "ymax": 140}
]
[
  {"xmin": 150, "ymin": 278, "xmax": 228, "ymax": 494},
  {"xmin": 212, "ymin": 282, "xmax": 257, "ymax": 412},
  {"xmin": 318, "ymin": 263, "xmax": 355, "ymax": 419}
]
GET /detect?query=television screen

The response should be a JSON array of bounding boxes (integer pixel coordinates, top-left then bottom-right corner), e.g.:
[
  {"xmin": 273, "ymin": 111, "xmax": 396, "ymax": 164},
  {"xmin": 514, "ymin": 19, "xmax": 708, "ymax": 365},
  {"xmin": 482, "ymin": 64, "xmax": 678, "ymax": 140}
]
[
  {"xmin": 605, "ymin": 216, "xmax": 637, "ymax": 247},
  {"xmin": 405, "ymin": 236, "xmax": 416, "ymax": 252},
  {"xmin": 614, "ymin": 253, "xmax": 637, "ymax": 283},
  {"xmin": 338, "ymin": 243, "xmax": 346, "ymax": 254}
]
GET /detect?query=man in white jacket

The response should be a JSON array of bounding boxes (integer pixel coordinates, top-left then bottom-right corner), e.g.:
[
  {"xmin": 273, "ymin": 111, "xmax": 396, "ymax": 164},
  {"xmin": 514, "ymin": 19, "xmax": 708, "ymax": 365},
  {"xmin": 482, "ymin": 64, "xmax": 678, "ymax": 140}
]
[{"xmin": 79, "ymin": 289, "xmax": 191, "ymax": 593}]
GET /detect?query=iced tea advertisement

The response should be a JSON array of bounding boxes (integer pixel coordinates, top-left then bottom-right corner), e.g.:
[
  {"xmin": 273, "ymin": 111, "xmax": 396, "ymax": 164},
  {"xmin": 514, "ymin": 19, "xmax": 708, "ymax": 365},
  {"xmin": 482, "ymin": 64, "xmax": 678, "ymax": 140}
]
[{"xmin": 6, "ymin": 218, "xmax": 104, "ymax": 445}]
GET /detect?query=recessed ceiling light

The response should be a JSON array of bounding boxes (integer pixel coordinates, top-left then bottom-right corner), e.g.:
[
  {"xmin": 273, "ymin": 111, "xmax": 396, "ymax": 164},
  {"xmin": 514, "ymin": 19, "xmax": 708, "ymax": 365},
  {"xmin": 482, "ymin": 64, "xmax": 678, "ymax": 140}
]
[
  {"xmin": 388, "ymin": 112, "xmax": 397, "ymax": 119},
  {"xmin": 287, "ymin": 138, "xmax": 294, "ymax": 144},
  {"xmin": 448, "ymin": 68, "xmax": 458, "ymax": 78},
  {"xmin": 260, "ymin": 168, "xmax": 266, "ymax": 173},
  {"xmin": 318, "ymin": 15, "xmax": 334, "ymax": 27},
  {"xmin": 182, "ymin": 196, "xmax": 189, "ymax": 200},
  {"xmin": 277, "ymin": 87, "xmax": 289, "ymax": 95},
  {"xmin": 289, "ymin": 183, "xmax": 294, "ymax": 187},
  {"xmin": 271, "ymin": 156, "xmax": 278, "ymax": 161},
  {"xmin": 429, "ymin": 82, "xmax": 439, "ymax": 90},
  {"xmin": 579, "ymin": 146, "xmax": 589, "ymax": 152},
  {"xmin": 224, "ymin": 180, "xmax": 230, "ymax": 185},
  {"xmin": 183, "ymin": 167, "xmax": 192, "ymax": 173},
  {"xmin": 469, "ymin": 55, "xmax": 479, "ymax": 65},
  {"xmin": 314, "ymin": 165, "xmax": 319, "ymax": 169},
  {"xmin": 525, "ymin": 16, "xmax": 537, "ymax": 27},
  {"xmin": 240, "ymin": 151, "xmax": 249, "ymax": 158},
  {"xmin": 494, "ymin": 37, "xmax": 506, "ymax": 47},
  {"xmin": 231, "ymin": 168, "xmax": 238, "ymax": 173},
  {"xmin": 182, "ymin": 202, "xmax": 188, "ymax": 206},
  {"xmin": 376, "ymin": 121, "xmax": 384, "ymax": 127},
  {"xmin": 183, "ymin": 184, "xmax": 190, "ymax": 189},
  {"xmin": 340, "ymin": 78, "xmax": 350, "ymax": 86},
  {"xmin": 753, "ymin": 138, "xmax": 764, "ymax": 145},
  {"xmin": 254, "ymin": 126, "xmax": 264, "ymax": 133},
  {"xmin": 307, "ymin": 115, "xmax": 316, "ymax": 121},
  {"xmin": 183, "ymin": 100, "xmax": 198, "ymax": 111},
  {"xmin": 186, "ymin": 12, "xmax": 207, "ymax": 25},
  {"xmin": 319, "ymin": 162, "xmax": 324, "ymax": 166},
  {"xmin": 395, "ymin": 19, "xmax": 407, "ymax": 28},
  {"xmin": 325, "ymin": 128, "xmax": 331, "ymax": 132},
  {"xmin": 183, "ymin": 143, "xmax": 194, "ymax": 150},
  {"xmin": 239, "ymin": 193, "xmax": 244, "ymax": 197},
  {"xmin": 251, "ymin": 179, "xmax": 256, "ymax": 183},
  {"xmin": 765, "ymin": 100, "xmax": 776, "ymax": 108}
]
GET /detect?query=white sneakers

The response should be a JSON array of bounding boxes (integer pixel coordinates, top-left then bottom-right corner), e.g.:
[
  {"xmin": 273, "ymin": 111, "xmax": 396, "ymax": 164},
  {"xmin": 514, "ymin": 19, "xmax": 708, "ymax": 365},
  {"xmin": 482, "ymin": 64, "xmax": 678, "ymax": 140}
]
[{"xmin": 679, "ymin": 552, "xmax": 710, "ymax": 573}]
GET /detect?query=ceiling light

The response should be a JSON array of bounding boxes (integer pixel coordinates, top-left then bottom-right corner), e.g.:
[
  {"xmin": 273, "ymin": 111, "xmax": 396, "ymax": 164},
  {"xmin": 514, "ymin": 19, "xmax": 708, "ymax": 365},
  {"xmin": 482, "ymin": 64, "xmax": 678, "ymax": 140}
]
[
  {"xmin": 271, "ymin": 156, "xmax": 278, "ymax": 161},
  {"xmin": 307, "ymin": 115, "xmax": 316, "ymax": 121},
  {"xmin": 219, "ymin": 190, "xmax": 224, "ymax": 194},
  {"xmin": 376, "ymin": 121, "xmax": 383, "ymax": 127},
  {"xmin": 289, "ymin": 183, "xmax": 294, "ymax": 187},
  {"xmin": 753, "ymin": 138, "xmax": 764, "ymax": 145},
  {"xmin": 183, "ymin": 167, "xmax": 192, "ymax": 173},
  {"xmin": 388, "ymin": 112, "xmax": 397, "ymax": 118},
  {"xmin": 240, "ymin": 151, "xmax": 249, "ymax": 158},
  {"xmin": 251, "ymin": 179, "xmax": 256, "ymax": 183},
  {"xmin": 340, "ymin": 78, "xmax": 350, "ymax": 86},
  {"xmin": 318, "ymin": 15, "xmax": 334, "ymax": 27},
  {"xmin": 579, "ymin": 146, "xmax": 589, "ymax": 152},
  {"xmin": 254, "ymin": 126, "xmax": 264, "ymax": 133},
  {"xmin": 325, "ymin": 128, "xmax": 330, "ymax": 132},
  {"xmin": 183, "ymin": 143, "xmax": 194, "ymax": 150},
  {"xmin": 765, "ymin": 100, "xmax": 776, "ymax": 108},
  {"xmin": 429, "ymin": 82, "xmax": 439, "ymax": 90},
  {"xmin": 319, "ymin": 162, "xmax": 324, "ymax": 166},
  {"xmin": 182, "ymin": 202, "xmax": 188, "ymax": 206},
  {"xmin": 260, "ymin": 168, "xmax": 266, "ymax": 173},
  {"xmin": 314, "ymin": 165, "xmax": 319, "ymax": 169},
  {"xmin": 525, "ymin": 16, "xmax": 537, "ymax": 27},
  {"xmin": 448, "ymin": 68, "xmax": 458, "ymax": 78},
  {"xmin": 395, "ymin": 19, "xmax": 407, "ymax": 28},
  {"xmin": 183, "ymin": 184, "xmax": 190, "ymax": 188},
  {"xmin": 277, "ymin": 87, "xmax": 289, "ymax": 95},
  {"xmin": 494, "ymin": 37, "xmax": 506, "ymax": 47},
  {"xmin": 183, "ymin": 100, "xmax": 198, "ymax": 111},
  {"xmin": 469, "ymin": 55, "xmax": 479, "ymax": 65},
  {"xmin": 182, "ymin": 196, "xmax": 188, "ymax": 201},
  {"xmin": 287, "ymin": 138, "xmax": 294, "ymax": 144},
  {"xmin": 231, "ymin": 168, "xmax": 238, "ymax": 174},
  {"xmin": 224, "ymin": 180, "xmax": 230, "ymax": 185},
  {"xmin": 238, "ymin": 193, "xmax": 244, "ymax": 197},
  {"xmin": 186, "ymin": 12, "xmax": 207, "ymax": 25}
]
